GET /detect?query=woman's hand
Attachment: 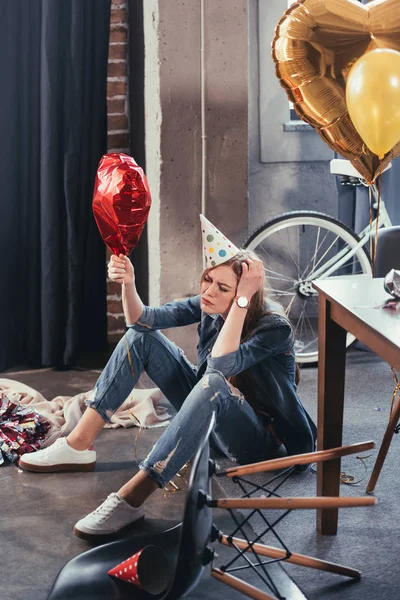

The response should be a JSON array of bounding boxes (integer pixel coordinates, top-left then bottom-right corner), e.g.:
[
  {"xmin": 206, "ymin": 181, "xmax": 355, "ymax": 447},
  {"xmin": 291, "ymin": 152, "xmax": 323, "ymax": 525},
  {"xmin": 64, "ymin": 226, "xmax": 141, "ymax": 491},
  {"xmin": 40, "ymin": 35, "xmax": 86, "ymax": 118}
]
[
  {"xmin": 236, "ymin": 257, "xmax": 265, "ymax": 299},
  {"xmin": 107, "ymin": 254, "xmax": 135, "ymax": 286}
]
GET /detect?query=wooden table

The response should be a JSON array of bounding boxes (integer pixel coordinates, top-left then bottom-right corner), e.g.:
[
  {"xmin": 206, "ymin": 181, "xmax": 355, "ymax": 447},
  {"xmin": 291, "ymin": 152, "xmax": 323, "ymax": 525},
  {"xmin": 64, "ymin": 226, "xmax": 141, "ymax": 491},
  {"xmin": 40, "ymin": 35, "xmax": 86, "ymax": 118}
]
[{"xmin": 312, "ymin": 275, "xmax": 400, "ymax": 535}]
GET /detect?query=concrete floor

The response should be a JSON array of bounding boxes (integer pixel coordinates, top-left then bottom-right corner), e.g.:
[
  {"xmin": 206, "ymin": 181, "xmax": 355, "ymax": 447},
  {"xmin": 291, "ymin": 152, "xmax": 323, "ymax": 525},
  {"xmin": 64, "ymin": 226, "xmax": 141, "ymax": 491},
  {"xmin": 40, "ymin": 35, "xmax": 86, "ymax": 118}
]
[{"xmin": 0, "ymin": 364, "xmax": 304, "ymax": 600}]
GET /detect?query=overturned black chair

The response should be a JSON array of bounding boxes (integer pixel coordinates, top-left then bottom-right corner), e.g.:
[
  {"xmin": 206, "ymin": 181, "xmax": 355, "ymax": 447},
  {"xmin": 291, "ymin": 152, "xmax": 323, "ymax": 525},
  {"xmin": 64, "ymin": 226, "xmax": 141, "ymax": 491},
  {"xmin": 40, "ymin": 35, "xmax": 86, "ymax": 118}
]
[
  {"xmin": 47, "ymin": 414, "xmax": 377, "ymax": 600},
  {"xmin": 46, "ymin": 414, "xmax": 215, "ymax": 600}
]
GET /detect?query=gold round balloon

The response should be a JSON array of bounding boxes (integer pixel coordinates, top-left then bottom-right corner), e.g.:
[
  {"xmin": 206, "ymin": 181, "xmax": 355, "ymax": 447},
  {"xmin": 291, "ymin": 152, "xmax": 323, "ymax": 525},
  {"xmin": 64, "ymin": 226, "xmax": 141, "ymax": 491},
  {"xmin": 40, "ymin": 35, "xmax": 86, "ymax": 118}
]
[
  {"xmin": 346, "ymin": 48, "xmax": 400, "ymax": 159},
  {"xmin": 272, "ymin": 0, "xmax": 400, "ymax": 184}
]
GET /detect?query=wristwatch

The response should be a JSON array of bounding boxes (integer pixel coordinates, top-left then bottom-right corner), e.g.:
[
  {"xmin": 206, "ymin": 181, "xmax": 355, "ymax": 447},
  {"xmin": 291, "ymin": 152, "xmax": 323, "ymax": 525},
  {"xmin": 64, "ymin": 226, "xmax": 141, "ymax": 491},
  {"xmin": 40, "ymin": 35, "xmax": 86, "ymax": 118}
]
[{"xmin": 235, "ymin": 295, "xmax": 250, "ymax": 309}]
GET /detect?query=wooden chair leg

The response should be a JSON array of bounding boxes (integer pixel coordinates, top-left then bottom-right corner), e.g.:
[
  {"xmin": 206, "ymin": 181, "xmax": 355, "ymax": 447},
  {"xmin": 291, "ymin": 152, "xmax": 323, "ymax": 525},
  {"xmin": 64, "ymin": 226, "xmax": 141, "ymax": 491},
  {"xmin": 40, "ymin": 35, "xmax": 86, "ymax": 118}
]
[
  {"xmin": 219, "ymin": 535, "xmax": 360, "ymax": 579},
  {"xmin": 366, "ymin": 394, "xmax": 400, "ymax": 493},
  {"xmin": 220, "ymin": 441, "xmax": 374, "ymax": 478},
  {"xmin": 211, "ymin": 496, "xmax": 376, "ymax": 510},
  {"xmin": 211, "ymin": 568, "xmax": 276, "ymax": 600}
]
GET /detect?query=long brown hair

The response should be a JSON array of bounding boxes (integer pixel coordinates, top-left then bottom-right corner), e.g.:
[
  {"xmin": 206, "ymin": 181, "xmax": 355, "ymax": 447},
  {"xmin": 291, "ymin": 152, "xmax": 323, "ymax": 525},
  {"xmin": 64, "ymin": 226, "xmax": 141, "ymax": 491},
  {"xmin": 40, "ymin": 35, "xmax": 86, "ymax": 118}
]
[
  {"xmin": 201, "ymin": 250, "xmax": 268, "ymax": 339},
  {"xmin": 200, "ymin": 249, "xmax": 300, "ymax": 389}
]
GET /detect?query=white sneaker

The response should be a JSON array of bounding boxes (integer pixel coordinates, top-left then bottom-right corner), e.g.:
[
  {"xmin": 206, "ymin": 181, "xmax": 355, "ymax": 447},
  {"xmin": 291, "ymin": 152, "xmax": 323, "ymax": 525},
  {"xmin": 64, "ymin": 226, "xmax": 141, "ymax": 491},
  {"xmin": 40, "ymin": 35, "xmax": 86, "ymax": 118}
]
[
  {"xmin": 18, "ymin": 438, "xmax": 96, "ymax": 473},
  {"xmin": 73, "ymin": 493, "xmax": 144, "ymax": 540}
]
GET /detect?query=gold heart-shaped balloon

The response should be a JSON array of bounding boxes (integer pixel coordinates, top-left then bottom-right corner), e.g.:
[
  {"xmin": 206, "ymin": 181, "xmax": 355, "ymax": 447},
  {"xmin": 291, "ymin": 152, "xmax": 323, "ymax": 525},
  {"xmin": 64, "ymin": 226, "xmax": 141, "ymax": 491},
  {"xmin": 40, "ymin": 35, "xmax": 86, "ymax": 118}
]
[{"xmin": 272, "ymin": 0, "xmax": 400, "ymax": 183}]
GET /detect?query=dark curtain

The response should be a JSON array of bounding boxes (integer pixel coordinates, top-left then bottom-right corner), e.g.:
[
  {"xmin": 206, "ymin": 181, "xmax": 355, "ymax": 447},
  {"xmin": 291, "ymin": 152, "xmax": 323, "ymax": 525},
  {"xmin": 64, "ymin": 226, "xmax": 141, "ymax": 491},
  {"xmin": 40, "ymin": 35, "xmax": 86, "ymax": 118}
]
[{"xmin": 0, "ymin": 0, "xmax": 111, "ymax": 370}]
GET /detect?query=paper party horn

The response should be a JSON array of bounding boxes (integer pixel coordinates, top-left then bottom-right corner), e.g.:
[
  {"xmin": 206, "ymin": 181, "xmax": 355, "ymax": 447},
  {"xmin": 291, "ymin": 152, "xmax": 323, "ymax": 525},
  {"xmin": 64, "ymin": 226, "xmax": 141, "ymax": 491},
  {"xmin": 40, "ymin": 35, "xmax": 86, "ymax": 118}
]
[{"xmin": 108, "ymin": 545, "xmax": 172, "ymax": 594}]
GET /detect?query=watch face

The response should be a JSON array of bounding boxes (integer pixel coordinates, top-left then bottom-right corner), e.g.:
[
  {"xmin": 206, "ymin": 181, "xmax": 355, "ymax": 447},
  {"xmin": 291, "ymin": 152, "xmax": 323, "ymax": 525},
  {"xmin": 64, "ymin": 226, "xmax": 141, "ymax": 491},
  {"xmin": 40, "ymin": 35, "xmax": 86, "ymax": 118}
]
[{"xmin": 237, "ymin": 296, "xmax": 249, "ymax": 308}]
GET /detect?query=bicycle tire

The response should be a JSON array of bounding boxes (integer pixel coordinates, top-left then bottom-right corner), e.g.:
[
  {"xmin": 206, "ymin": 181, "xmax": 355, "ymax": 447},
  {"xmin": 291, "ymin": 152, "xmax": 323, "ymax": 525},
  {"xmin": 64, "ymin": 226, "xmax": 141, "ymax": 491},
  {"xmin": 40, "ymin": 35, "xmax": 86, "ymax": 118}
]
[{"xmin": 243, "ymin": 211, "xmax": 372, "ymax": 364}]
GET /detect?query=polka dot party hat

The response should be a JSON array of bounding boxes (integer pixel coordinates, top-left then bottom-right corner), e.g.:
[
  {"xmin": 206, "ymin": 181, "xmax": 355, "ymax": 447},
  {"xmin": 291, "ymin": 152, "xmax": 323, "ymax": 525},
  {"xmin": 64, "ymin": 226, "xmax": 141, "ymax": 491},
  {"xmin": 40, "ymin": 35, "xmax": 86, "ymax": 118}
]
[
  {"xmin": 108, "ymin": 545, "xmax": 172, "ymax": 594},
  {"xmin": 200, "ymin": 214, "xmax": 240, "ymax": 268}
]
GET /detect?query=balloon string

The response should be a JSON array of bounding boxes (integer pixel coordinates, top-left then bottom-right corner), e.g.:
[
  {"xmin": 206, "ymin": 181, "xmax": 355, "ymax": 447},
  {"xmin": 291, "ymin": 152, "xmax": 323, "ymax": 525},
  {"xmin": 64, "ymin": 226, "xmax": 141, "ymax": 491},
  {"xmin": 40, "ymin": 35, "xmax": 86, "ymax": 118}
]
[
  {"xmin": 310, "ymin": 454, "xmax": 373, "ymax": 485},
  {"xmin": 125, "ymin": 337, "xmax": 142, "ymax": 461},
  {"xmin": 369, "ymin": 185, "xmax": 373, "ymax": 265},
  {"xmin": 317, "ymin": 367, "xmax": 400, "ymax": 484},
  {"xmin": 163, "ymin": 461, "xmax": 190, "ymax": 496},
  {"xmin": 389, "ymin": 367, "xmax": 400, "ymax": 419},
  {"xmin": 372, "ymin": 176, "xmax": 382, "ymax": 277},
  {"xmin": 339, "ymin": 453, "xmax": 373, "ymax": 486},
  {"xmin": 312, "ymin": 366, "xmax": 400, "ymax": 485}
]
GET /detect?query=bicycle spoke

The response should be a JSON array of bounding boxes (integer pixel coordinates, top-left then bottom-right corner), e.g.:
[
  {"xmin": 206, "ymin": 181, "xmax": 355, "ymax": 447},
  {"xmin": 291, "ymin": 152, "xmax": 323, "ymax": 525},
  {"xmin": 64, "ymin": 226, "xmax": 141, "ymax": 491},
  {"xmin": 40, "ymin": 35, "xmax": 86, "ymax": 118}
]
[
  {"xmin": 256, "ymin": 251, "xmax": 298, "ymax": 283},
  {"xmin": 297, "ymin": 301, "xmax": 308, "ymax": 347},
  {"xmin": 303, "ymin": 230, "xmax": 341, "ymax": 279},
  {"xmin": 300, "ymin": 226, "xmax": 331, "ymax": 281},
  {"xmin": 285, "ymin": 293, "xmax": 297, "ymax": 317},
  {"xmin": 293, "ymin": 297, "xmax": 318, "ymax": 354},
  {"xmin": 299, "ymin": 328, "xmax": 317, "ymax": 353},
  {"xmin": 264, "ymin": 272, "xmax": 298, "ymax": 284},
  {"xmin": 260, "ymin": 226, "xmax": 301, "ymax": 279},
  {"xmin": 245, "ymin": 213, "xmax": 371, "ymax": 362},
  {"xmin": 287, "ymin": 226, "xmax": 301, "ymax": 280},
  {"xmin": 304, "ymin": 310, "xmax": 317, "ymax": 345},
  {"xmin": 269, "ymin": 289, "xmax": 297, "ymax": 297},
  {"xmin": 310, "ymin": 226, "xmax": 321, "ymax": 277}
]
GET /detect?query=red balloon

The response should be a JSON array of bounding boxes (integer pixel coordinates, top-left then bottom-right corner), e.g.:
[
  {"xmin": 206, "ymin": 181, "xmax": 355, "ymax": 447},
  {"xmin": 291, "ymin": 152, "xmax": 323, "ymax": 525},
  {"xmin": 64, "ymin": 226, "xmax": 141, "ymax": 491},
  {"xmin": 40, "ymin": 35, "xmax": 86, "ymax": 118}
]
[{"xmin": 92, "ymin": 153, "xmax": 152, "ymax": 255}]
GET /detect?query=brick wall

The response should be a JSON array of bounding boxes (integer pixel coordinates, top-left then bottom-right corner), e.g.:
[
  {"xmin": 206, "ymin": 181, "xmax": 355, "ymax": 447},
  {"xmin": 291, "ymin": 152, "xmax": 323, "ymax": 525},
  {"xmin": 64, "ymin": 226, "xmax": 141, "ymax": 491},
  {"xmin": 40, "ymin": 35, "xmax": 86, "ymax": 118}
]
[{"xmin": 106, "ymin": 1, "xmax": 130, "ymax": 343}]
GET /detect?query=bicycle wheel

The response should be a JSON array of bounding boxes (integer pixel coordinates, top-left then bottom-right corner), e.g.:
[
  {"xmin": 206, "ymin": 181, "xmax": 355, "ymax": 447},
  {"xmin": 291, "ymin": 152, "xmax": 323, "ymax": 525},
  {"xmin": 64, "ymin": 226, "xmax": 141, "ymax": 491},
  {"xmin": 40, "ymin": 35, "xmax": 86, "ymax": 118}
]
[{"xmin": 243, "ymin": 211, "xmax": 372, "ymax": 364}]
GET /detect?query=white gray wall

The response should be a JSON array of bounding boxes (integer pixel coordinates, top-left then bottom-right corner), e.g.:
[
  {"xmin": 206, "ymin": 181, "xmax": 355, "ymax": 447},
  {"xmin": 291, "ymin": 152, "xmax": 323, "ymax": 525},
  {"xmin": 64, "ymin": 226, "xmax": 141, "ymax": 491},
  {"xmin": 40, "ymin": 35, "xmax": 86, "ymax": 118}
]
[
  {"xmin": 143, "ymin": 0, "xmax": 249, "ymax": 361},
  {"xmin": 141, "ymin": 0, "xmax": 340, "ymax": 361}
]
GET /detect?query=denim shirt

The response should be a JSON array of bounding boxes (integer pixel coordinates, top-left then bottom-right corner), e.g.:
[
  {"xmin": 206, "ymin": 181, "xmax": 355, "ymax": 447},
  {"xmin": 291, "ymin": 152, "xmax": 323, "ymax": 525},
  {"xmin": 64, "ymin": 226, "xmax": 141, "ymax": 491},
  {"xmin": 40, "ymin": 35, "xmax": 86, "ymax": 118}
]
[{"xmin": 131, "ymin": 295, "xmax": 317, "ymax": 456}]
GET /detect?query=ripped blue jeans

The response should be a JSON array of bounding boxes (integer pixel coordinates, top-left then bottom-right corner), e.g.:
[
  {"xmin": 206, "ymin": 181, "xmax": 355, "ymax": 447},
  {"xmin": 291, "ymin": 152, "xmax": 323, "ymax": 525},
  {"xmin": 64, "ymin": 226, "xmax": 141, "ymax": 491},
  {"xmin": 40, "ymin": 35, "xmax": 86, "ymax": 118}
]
[{"xmin": 85, "ymin": 328, "xmax": 279, "ymax": 487}]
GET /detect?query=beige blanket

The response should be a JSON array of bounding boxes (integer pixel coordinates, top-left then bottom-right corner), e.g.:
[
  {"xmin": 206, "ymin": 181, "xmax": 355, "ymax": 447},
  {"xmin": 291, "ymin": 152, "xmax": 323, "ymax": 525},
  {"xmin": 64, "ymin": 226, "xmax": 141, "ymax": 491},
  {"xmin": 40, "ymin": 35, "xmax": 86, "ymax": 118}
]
[{"xmin": 0, "ymin": 378, "xmax": 171, "ymax": 448}]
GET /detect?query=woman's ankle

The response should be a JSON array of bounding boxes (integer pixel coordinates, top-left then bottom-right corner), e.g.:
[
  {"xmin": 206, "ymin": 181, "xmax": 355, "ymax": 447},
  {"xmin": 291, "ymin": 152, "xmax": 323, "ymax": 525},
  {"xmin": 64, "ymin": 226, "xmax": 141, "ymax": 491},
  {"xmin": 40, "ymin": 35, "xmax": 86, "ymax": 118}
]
[
  {"xmin": 66, "ymin": 436, "xmax": 92, "ymax": 451},
  {"xmin": 118, "ymin": 492, "xmax": 143, "ymax": 509},
  {"xmin": 65, "ymin": 407, "xmax": 105, "ymax": 451},
  {"xmin": 118, "ymin": 472, "xmax": 159, "ymax": 507}
]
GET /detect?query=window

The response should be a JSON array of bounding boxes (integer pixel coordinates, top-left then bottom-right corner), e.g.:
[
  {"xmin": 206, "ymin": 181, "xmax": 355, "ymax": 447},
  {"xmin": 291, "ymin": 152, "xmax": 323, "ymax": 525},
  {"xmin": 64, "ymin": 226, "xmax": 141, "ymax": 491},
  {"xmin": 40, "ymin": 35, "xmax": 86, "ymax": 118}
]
[{"xmin": 256, "ymin": 0, "xmax": 333, "ymax": 162}]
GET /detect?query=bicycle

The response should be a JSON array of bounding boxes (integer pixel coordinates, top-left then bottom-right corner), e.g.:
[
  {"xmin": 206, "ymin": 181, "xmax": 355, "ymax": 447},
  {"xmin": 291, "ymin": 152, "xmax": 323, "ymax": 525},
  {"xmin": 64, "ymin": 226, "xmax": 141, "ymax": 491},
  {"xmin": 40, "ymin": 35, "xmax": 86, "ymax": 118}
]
[{"xmin": 243, "ymin": 158, "xmax": 393, "ymax": 364}]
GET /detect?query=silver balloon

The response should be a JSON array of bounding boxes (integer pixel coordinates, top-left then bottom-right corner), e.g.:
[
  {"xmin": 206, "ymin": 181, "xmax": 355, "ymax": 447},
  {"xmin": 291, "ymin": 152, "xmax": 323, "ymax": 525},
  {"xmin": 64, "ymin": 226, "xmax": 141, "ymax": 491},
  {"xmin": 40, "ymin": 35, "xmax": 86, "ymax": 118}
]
[{"xmin": 384, "ymin": 269, "xmax": 400, "ymax": 299}]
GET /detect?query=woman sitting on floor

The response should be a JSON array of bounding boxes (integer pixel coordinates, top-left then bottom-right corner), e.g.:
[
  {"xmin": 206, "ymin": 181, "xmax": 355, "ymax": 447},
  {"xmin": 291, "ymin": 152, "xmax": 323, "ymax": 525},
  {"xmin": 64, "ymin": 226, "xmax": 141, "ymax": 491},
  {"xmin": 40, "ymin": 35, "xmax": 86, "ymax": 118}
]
[{"xmin": 19, "ymin": 215, "xmax": 317, "ymax": 541}]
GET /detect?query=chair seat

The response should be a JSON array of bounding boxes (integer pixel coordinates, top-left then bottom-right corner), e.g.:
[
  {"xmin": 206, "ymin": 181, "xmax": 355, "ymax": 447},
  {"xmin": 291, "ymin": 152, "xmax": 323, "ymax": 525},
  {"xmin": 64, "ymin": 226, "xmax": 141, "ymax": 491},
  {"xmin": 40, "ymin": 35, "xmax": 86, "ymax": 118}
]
[
  {"xmin": 372, "ymin": 225, "xmax": 400, "ymax": 276},
  {"xmin": 47, "ymin": 525, "xmax": 181, "ymax": 600},
  {"xmin": 47, "ymin": 415, "xmax": 215, "ymax": 600}
]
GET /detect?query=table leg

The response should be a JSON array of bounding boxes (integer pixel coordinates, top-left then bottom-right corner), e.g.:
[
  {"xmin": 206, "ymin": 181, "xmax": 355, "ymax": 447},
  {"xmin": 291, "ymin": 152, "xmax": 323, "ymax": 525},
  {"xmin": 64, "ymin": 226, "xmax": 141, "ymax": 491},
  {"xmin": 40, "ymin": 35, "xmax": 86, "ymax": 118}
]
[
  {"xmin": 317, "ymin": 296, "xmax": 347, "ymax": 535},
  {"xmin": 366, "ymin": 394, "xmax": 400, "ymax": 493}
]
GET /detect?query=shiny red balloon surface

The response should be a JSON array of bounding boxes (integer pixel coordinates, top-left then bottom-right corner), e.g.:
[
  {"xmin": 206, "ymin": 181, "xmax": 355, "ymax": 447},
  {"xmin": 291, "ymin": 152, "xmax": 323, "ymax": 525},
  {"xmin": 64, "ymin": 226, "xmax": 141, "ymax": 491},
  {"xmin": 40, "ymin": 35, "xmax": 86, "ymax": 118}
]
[{"xmin": 92, "ymin": 153, "xmax": 152, "ymax": 255}]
